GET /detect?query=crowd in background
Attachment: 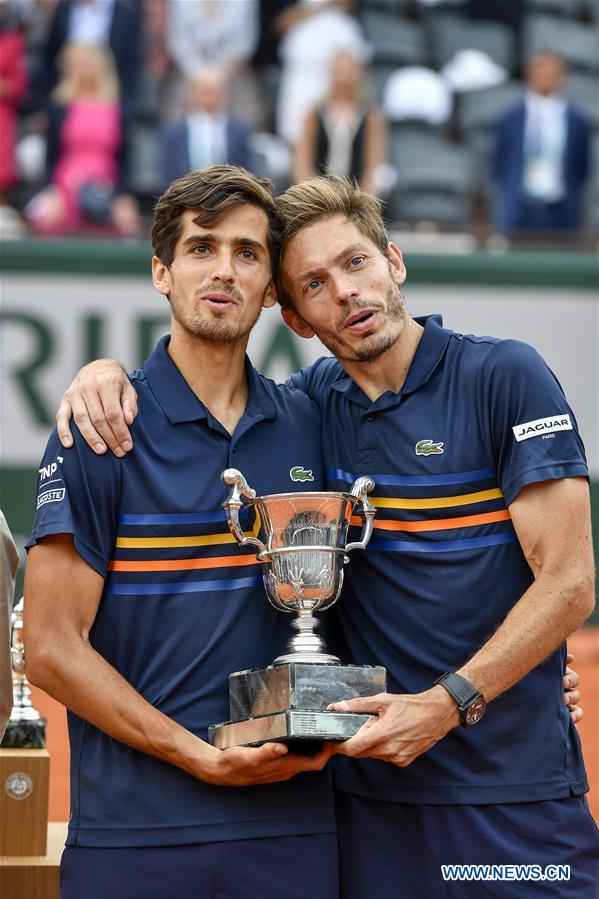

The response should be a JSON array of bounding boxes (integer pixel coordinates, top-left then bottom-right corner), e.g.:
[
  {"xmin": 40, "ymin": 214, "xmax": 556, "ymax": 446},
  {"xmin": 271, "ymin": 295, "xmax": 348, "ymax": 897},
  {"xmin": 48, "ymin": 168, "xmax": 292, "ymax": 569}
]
[{"xmin": 0, "ymin": 0, "xmax": 597, "ymax": 244}]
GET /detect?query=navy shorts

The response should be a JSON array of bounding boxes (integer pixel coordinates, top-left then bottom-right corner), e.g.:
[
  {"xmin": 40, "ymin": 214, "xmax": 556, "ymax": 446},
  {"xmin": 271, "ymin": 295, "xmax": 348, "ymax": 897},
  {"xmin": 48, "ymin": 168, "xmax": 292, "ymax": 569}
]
[
  {"xmin": 335, "ymin": 792, "xmax": 599, "ymax": 899},
  {"xmin": 60, "ymin": 833, "xmax": 339, "ymax": 899}
]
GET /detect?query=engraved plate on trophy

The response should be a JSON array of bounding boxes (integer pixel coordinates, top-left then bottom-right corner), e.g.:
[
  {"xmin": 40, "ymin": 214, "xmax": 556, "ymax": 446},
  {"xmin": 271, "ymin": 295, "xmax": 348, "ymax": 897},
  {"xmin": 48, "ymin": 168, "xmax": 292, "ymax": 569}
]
[{"xmin": 208, "ymin": 470, "xmax": 387, "ymax": 748}]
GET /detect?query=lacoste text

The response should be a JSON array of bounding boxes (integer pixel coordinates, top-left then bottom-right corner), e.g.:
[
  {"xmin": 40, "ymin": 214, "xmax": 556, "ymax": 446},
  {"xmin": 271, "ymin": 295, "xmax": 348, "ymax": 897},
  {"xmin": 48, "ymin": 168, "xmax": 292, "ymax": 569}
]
[{"xmin": 37, "ymin": 488, "xmax": 66, "ymax": 509}]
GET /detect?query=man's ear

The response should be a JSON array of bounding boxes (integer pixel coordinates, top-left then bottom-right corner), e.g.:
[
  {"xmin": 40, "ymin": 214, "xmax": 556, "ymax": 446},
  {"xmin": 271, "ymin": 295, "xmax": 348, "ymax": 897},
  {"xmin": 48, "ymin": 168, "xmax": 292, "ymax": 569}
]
[
  {"xmin": 152, "ymin": 256, "xmax": 171, "ymax": 297},
  {"xmin": 387, "ymin": 242, "xmax": 407, "ymax": 285},
  {"xmin": 281, "ymin": 305, "xmax": 316, "ymax": 339},
  {"xmin": 262, "ymin": 280, "xmax": 277, "ymax": 309}
]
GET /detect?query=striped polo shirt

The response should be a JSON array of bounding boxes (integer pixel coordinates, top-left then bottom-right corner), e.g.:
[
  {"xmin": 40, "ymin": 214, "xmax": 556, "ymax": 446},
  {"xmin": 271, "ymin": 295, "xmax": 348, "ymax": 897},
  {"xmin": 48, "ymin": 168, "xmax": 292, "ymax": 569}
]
[
  {"xmin": 289, "ymin": 314, "xmax": 589, "ymax": 805},
  {"xmin": 28, "ymin": 336, "xmax": 336, "ymax": 847}
]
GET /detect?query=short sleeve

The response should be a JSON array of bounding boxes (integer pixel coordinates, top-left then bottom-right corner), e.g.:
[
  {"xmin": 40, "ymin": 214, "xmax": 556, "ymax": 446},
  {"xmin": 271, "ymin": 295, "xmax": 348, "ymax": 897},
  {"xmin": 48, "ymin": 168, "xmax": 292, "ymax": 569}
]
[
  {"xmin": 284, "ymin": 357, "xmax": 340, "ymax": 406},
  {"xmin": 26, "ymin": 429, "xmax": 122, "ymax": 577},
  {"xmin": 477, "ymin": 340, "xmax": 588, "ymax": 505}
]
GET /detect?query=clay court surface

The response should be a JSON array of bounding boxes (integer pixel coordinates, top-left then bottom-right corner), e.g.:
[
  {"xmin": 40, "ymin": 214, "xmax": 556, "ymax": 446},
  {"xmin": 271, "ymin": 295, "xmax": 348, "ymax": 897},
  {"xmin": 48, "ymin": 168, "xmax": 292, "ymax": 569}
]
[{"xmin": 31, "ymin": 628, "xmax": 599, "ymax": 825}]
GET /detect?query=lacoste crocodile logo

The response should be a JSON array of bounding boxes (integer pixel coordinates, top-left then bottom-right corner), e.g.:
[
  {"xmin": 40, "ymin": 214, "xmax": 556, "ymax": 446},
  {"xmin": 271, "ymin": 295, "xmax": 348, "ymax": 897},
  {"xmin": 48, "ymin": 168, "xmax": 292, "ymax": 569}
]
[
  {"xmin": 290, "ymin": 466, "xmax": 314, "ymax": 482},
  {"xmin": 415, "ymin": 439, "xmax": 444, "ymax": 456}
]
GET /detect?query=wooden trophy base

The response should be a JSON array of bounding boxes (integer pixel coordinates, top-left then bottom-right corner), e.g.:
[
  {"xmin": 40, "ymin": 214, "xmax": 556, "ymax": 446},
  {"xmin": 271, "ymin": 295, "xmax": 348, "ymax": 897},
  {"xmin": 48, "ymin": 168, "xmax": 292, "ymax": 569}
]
[
  {"xmin": 0, "ymin": 747, "xmax": 65, "ymax": 898},
  {"xmin": 0, "ymin": 749, "xmax": 50, "ymax": 855},
  {"xmin": 0, "ymin": 822, "xmax": 67, "ymax": 899}
]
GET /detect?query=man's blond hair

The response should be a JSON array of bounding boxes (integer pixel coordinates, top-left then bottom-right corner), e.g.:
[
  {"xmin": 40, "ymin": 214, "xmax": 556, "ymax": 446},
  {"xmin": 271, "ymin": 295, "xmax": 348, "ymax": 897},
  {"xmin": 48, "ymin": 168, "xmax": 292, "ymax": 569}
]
[{"xmin": 275, "ymin": 175, "xmax": 389, "ymax": 307}]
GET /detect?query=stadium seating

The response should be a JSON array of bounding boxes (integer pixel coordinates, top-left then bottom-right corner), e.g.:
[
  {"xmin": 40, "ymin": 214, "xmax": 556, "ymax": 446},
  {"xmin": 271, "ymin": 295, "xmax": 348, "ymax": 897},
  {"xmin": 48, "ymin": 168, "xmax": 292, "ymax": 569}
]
[
  {"xmin": 524, "ymin": 14, "xmax": 599, "ymax": 72},
  {"xmin": 427, "ymin": 12, "xmax": 516, "ymax": 72},
  {"xmin": 361, "ymin": 10, "xmax": 428, "ymax": 67}
]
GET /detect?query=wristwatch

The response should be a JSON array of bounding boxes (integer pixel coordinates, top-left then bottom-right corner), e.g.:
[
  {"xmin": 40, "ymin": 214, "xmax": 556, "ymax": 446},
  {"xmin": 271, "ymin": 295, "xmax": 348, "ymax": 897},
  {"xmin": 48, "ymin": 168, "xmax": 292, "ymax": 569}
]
[{"xmin": 434, "ymin": 672, "xmax": 486, "ymax": 727}]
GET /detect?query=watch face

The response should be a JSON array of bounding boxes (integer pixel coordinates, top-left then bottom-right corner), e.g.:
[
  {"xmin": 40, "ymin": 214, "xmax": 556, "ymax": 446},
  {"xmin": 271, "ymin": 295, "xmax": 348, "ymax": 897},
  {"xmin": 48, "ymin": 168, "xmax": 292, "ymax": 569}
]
[{"xmin": 464, "ymin": 698, "xmax": 486, "ymax": 726}]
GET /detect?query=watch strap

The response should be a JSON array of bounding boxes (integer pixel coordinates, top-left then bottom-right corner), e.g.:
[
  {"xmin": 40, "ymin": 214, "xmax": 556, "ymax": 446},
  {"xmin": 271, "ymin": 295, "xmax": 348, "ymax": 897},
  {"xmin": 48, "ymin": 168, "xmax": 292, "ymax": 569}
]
[{"xmin": 434, "ymin": 672, "xmax": 481, "ymax": 709}]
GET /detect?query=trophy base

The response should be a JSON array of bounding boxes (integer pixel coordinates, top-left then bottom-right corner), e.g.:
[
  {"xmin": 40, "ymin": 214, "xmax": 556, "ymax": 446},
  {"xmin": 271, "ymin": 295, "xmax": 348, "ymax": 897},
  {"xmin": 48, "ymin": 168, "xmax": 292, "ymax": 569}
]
[
  {"xmin": 208, "ymin": 660, "xmax": 387, "ymax": 749},
  {"xmin": 228, "ymin": 661, "xmax": 387, "ymax": 721},
  {"xmin": 208, "ymin": 709, "xmax": 372, "ymax": 749},
  {"xmin": 0, "ymin": 717, "xmax": 46, "ymax": 749}
]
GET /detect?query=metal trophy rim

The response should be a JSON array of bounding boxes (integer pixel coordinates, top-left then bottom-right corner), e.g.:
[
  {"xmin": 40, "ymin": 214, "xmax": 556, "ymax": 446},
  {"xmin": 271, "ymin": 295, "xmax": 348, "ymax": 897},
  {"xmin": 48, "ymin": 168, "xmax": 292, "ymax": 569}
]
[{"xmin": 239, "ymin": 488, "xmax": 364, "ymax": 507}]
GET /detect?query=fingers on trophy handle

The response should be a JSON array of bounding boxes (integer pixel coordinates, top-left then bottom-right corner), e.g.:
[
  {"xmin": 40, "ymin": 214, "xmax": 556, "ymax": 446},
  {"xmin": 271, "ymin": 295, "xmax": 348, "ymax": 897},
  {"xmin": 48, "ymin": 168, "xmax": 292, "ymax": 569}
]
[
  {"xmin": 221, "ymin": 468, "xmax": 268, "ymax": 558},
  {"xmin": 345, "ymin": 476, "xmax": 376, "ymax": 554}
]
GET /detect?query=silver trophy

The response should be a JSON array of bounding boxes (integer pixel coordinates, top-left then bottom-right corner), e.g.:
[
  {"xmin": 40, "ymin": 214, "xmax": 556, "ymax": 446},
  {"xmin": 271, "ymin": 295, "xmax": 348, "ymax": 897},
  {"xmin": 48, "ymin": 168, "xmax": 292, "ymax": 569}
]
[
  {"xmin": 208, "ymin": 470, "xmax": 387, "ymax": 748},
  {"xmin": 1, "ymin": 599, "xmax": 46, "ymax": 748}
]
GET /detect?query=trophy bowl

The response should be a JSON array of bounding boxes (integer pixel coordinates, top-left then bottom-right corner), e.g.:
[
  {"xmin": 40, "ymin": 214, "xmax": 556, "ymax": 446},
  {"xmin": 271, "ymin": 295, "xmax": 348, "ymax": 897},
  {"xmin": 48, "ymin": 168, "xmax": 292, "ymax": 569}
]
[
  {"xmin": 207, "ymin": 470, "xmax": 387, "ymax": 749},
  {"xmin": 222, "ymin": 469, "xmax": 376, "ymax": 664}
]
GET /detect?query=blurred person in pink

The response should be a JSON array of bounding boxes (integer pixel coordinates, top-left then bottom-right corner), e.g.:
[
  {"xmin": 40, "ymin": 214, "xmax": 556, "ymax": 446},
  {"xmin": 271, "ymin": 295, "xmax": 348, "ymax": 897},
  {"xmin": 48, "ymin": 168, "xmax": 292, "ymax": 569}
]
[
  {"xmin": 293, "ymin": 50, "xmax": 386, "ymax": 195},
  {"xmin": 0, "ymin": 3, "xmax": 28, "ymax": 204},
  {"xmin": 37, "ymin": 0, "xmax": 143, "ymax": 121},
  {"xmin": 26, "ymin": 41, "xmax": 140, "ymax": 237}
]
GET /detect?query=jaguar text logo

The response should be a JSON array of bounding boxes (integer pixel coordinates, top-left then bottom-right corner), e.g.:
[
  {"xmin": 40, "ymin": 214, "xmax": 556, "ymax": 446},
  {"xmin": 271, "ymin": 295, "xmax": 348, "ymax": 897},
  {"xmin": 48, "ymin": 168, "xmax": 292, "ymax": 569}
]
[{"xmin": 512, "ymin": 415, "xmax": 572, "ymax": 442}]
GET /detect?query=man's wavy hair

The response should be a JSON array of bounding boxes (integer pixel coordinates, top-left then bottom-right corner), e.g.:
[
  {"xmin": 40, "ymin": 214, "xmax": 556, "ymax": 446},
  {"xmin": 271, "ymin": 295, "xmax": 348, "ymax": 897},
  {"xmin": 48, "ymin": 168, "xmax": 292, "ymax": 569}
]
[
  {"xmin": 274, "ymin": 174, "xmax": 389, "ymax": 308},
  {"xmin": 151, "ymin": 165, "xmax": 278, "ymax": 275}
]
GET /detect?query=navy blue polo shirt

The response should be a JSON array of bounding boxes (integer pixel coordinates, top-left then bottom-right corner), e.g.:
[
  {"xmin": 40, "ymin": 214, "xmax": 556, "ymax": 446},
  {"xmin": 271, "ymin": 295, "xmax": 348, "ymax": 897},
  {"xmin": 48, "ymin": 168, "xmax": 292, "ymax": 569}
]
[
  {"xmin": 28, "ymin": 336, "xmax": 336, "ymax": 847},
  {"xmin": 289, "ymin": 315, "xmax": 589, "ymax": 805}
]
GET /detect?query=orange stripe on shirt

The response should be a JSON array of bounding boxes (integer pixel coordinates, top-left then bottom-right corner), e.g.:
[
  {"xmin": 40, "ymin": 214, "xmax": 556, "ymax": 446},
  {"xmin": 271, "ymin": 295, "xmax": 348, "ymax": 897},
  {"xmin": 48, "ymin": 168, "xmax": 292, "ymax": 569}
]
[
  {"xmin": 109, "ymin": 554, "xmax": 261, "ymax": 572},
  {"xmin": 350, "ymin": 509, "xmax": 511, "ymax": 533}
]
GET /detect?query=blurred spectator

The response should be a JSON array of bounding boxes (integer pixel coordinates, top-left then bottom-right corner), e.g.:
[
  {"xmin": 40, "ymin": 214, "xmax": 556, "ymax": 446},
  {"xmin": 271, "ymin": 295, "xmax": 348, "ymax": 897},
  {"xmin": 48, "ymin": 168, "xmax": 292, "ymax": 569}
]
[
  {"xmin": 160, "ymin": 67, "xmax": 254, "ymax": 189},
  {"xmin": 26, "ymin": 42, "xmax": 141, "ymax": 237},
  {"xmin": 0, "ymin": 2, "xmax": 29, "ymax": 213},
  {"xmin": 492, "ymin": 51, "xmax": 590, "ymax": 232},
  {"xmin": 165, "ymin": 0, "xmax": 261, "ymax": 126},
  {"xmin": 36, "ymin": 0, "xmax": 143, "ymax": 120},
  {"xmin": 276, "ymin": 0, "xmax": 369, "ymax": 146},
  {"xmin": 293, "ymin": 50, "xmax": 386, "ymax": 195}
]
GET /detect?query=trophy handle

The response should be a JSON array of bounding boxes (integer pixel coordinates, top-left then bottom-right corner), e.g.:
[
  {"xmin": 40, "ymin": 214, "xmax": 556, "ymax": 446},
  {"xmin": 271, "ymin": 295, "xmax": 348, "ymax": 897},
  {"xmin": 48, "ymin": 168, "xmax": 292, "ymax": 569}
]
[
  {"xmin": 221, "ymin": 468, "xmax": 269, "ymax": 558},
  {"xmin": 345, "ymin": 476, "xmax": 376, "ymax": 553}
]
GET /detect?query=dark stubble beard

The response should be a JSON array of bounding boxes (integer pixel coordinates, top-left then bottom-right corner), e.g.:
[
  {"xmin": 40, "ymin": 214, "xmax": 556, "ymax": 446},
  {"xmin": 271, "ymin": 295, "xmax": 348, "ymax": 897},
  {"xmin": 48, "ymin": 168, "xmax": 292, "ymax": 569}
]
[
  {"xmin": 326, "ymin": 281, "xmax": 406, "ymax": 363},
  {"xmin": 169, "ymin": 282, "xmax": 264, "ymax": 343}
]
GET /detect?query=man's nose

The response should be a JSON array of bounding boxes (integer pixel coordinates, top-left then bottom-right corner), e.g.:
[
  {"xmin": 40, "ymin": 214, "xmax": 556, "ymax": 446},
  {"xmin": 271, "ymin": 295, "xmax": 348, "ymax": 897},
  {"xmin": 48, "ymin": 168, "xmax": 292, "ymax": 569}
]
[
  {"xmin": 332, "ymin": 275, "xmax": 359, "ymax": 304},
  {"xmin": 210, "ymin": 252, "xmax": 235, "ymax": 282}
]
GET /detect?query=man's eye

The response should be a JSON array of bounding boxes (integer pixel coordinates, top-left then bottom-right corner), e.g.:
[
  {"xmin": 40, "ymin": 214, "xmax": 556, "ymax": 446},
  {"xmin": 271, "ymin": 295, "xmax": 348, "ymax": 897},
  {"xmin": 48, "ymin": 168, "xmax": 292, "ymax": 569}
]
[
  {"xmin": 350, "ymin": 256, "xmax": 364, "ymax": 267},
  {"xmin": 239, "ymin": 249, "xmax": 257, "ymax": 259},
  {"xmin": 192, "ymin": 245, "xmax": 209, "ymax": 254},
  {"xmin": 307, "ymin": 280, "xmax": 321, "ymax": 292}
]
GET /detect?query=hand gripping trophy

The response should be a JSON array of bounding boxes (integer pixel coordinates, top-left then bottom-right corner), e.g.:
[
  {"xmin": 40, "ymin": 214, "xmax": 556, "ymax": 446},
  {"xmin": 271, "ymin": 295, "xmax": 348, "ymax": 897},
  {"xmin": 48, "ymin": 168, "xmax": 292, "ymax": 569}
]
[{"xmin": 209, "ymin": 470, "xmax": 387, "ymax": 748}]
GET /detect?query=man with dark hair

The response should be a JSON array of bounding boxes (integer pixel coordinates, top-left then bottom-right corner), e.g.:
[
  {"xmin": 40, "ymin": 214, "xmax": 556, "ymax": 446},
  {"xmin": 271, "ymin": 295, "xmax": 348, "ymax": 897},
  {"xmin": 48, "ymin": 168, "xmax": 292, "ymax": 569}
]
[
  {"xmin": 51, "ymin": 172, "xmax": 595, "ymax": 897},
  {"xmin": 24, "ymin": 166, "xmax": 338, "ymax": 899}
]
